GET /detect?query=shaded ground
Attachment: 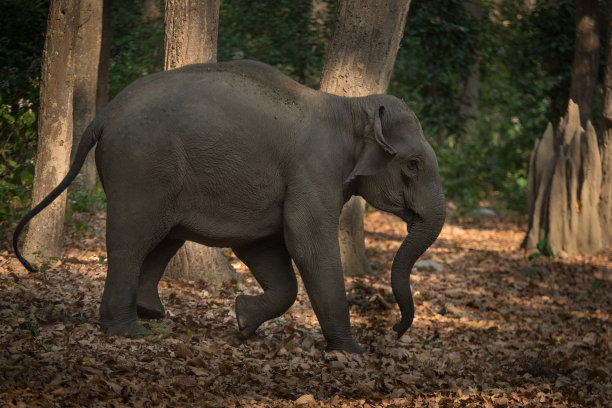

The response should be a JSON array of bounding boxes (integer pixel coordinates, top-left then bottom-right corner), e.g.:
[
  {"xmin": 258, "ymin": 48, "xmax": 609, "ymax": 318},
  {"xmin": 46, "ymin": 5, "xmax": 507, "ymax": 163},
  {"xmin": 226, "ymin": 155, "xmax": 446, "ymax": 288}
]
[{"xmin": 1, "ymin": 211, "xmax": 610, "ymax": 407}]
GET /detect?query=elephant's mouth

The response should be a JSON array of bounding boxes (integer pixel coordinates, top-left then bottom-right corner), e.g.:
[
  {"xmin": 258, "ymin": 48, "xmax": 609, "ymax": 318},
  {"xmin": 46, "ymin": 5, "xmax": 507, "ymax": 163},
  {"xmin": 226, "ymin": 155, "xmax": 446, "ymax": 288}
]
[
  {"xmin": 401, "ymin": 190, "xmax": 423, "ymax": 228},
  {"xmin": 401, "ymin": 207, "xmax": 422, "ymax": 229}
]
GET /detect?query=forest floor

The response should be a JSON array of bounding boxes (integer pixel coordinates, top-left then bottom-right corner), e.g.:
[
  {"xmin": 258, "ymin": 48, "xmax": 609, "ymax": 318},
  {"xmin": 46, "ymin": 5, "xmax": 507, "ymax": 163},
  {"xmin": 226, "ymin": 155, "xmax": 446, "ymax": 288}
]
[{"xmin": 0, "ymin": 210, "xmax": 610, "ymax": 407}]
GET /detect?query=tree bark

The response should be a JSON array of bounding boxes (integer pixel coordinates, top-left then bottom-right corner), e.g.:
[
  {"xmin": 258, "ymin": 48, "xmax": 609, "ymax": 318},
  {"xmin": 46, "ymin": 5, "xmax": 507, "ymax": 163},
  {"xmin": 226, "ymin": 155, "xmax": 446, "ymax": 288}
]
[
  {"xmin": 144, "ymin": 0, "xmax": 162, "ymax": 21},
  {"xmin": 163, "ymin": 0, "xmax": 235, "ymax": 283},
  {"xmin": 96, "ymin": 0, "xmax": 113, "ymax": 114},
  {"xmin": 71, "ymin": 0, "xmax": 103, "ymax": 195},
  {"xmin": 319, "ymin": 0, "xmax": 411, "ymax": 276},
  {"xmin": 22, "ymin": 0, "xmax": 80, "ymax": 264},
  {"xmin": 568, "ymin": 0, "xmax": 599, "ymax": 125},
  {"xmin": 459, "ymin": 0, "xmax": 481, "ymax": 125},
  {"xmin": 164, "ymin": 0, "xmax": 219, "ymax": 71},
  {"xmin": 599, "ymin": 6, "xmax": 612, "ymax": 247}
]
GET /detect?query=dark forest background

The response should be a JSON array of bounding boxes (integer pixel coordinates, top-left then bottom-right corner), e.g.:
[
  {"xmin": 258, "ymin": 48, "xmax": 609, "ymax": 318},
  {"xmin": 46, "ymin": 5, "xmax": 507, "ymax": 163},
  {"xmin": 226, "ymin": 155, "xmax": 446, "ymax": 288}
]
[{"xmin": 0, "ymin": 0, "xmax": 608, "ymax": 239}]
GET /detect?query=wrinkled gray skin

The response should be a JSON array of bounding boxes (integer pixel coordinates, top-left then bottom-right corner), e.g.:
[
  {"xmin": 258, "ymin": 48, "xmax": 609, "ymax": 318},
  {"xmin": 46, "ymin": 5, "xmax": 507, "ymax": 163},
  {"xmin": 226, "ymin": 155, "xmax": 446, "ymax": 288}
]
[{"xmin": 15, "ymin": 60, "xmax": 445, "ymax": 353}]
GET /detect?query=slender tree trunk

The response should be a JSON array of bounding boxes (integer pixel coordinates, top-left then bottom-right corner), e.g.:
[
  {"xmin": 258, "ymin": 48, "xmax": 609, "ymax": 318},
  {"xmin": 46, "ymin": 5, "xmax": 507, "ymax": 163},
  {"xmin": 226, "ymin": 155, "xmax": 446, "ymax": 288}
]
[
  {"xmin": 144, "ymin": 0, "xmax": 162, "ymax": 21},
  {"xmin": 22, "ymin": 0, "xmax": 80, "ymax": 264},
  {"xmin": 568, "ymin": 0, "xmax": 599, "ymax": 125},
  {"xmin": 459, "ymin": 0, "xmax": 481, "ymax": 126},
  {"xmin": 305, "ymin": 0, "xmax": 331, "ymax": 87},
  {"xmin": 319, "ymin": 0, "xmax": 411, "ymax": 276},
  {"xmin": 599, "ymin": 7, "xmax": 612, "ymax": 247},
  {"xmin": 96, "ymin": 0, "xmax": 113, "ymax": 114},
  {"xmin": 524, "ymin": 0, "xmax": 536, "ymax": 12},
  {"xmin": 70, "ymin": 0, "xmax": 103, "ymax": 195},
  {"xmin": 163, "ymin": 0, "xmax": 235, "ymax": 283}
]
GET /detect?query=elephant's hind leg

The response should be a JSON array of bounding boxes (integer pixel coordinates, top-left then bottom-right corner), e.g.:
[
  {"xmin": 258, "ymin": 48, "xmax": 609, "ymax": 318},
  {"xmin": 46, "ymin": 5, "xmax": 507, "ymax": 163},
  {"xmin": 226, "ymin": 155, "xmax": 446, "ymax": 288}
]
[
  {"xmin": 100, "ymin": 244, "xmax": 149, "ymax": 337},
  {"xmin": 137, "ymin": 238, "xmax": 185, "ymax": 319},
  {"xmin": 233, "ymin": 237, "xmax": 297, "ymax": 339},
  {"xmin": 100, "ymin": 201, "xmax": 173, "ymax": 337}
]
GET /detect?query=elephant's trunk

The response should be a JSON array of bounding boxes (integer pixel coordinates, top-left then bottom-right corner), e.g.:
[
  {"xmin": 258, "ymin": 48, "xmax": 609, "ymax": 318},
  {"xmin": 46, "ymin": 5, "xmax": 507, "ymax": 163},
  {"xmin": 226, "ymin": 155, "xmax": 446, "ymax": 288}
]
[{"xmin": 391, "ymin": 191, "xmax": 445, "ymax": 337}]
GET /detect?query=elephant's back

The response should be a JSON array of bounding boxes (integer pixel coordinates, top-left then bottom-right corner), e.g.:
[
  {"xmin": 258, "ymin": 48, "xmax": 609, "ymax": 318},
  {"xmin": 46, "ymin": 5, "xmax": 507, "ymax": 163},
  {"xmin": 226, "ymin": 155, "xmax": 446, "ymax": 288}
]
[
  {"xmin": 98, "ymin": 60, "xmax": 315, "ymax": 142},
  {"xmin": 173, "ymin": 59, "xmax": 315, "ymax": 101},
  {"xmin": 94, "ymin": 59, "xmax": 309, "ymax": 189}
]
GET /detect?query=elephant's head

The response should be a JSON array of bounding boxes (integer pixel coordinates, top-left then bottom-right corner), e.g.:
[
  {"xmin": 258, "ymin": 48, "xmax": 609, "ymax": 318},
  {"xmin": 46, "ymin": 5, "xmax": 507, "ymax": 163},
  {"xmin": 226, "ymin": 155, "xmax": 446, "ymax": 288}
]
[{"xmin": 345, "ymin": 97, "xmax": 446, "ymax": 337}]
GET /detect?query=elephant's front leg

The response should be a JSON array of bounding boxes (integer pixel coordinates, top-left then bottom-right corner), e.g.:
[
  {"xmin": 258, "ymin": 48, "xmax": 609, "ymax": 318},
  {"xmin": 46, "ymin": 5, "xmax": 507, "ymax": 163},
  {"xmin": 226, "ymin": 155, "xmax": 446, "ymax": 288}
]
[
  {"xmin": 283, "ymin": 201, "xmax": 364, "ymax": 354},
  {"xmin": 233, "ymin": 238, "xmax": 297, "ymax": 338}
]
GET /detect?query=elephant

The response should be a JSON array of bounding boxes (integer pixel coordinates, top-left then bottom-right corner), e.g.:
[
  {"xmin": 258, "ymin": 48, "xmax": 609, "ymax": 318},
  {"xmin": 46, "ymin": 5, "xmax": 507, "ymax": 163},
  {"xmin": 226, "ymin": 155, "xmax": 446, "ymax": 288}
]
[{"xmin": 13, "ymin": 60, "xmax": 445, "ymax": 354}]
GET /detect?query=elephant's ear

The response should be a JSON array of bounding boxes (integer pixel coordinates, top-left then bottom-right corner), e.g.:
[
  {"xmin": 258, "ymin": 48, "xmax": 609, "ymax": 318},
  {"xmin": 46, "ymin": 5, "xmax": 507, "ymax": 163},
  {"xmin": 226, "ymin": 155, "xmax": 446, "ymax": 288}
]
[{"xmin": 344, "ymin": 106, "xmax": 397, "ymax": 187}]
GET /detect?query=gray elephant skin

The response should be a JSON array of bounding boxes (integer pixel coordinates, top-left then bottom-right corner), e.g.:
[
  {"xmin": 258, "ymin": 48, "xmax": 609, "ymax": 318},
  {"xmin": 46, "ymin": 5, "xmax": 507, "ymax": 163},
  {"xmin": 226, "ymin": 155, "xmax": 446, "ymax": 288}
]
[{"xmin": 14, "ymin": 60, "xmax": 445, "ymax": 354}]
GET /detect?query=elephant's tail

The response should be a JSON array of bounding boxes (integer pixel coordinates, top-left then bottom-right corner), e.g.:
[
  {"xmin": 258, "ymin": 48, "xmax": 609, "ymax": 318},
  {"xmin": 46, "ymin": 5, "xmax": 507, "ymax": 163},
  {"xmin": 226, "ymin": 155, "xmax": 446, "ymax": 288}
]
[{"xmin": 12, "ymin": 118, "xmax": 104, "ymax": 273}]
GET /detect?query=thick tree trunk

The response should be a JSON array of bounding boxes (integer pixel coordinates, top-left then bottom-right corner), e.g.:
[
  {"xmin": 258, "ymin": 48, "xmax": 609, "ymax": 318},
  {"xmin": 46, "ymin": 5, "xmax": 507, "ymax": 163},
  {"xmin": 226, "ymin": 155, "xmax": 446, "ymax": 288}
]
[
  {"xmin": 163, "ymin": 0, "xmax": 235, "ymax": 283},
  {"xmin": 22, "ymin": 0, "xmax": 80, "ymax": 264},
  {"xmin": 96, "ymin": 0, "xmax": 113, "ymax": 114},
  {"xmin": 164, "ymin": 0, "xmax": 219, "ymax": 71},
  {"xmin": 319, "ymin": 0, "xmax": 411, "ymax": 276},
  {"xmin": 568, "ymin": 0, "xmax": 599, "ymax": 125},
  {"xmin": 524, "ymin": 101, "xmax": 603, "ymax": 255},
  {"xmin": 70, "ymin": 0, "xmax": 103, "ymax": 195},
  {"xmin": 599, "ymin": 8, "xmax": 612, "ymax": 247}
]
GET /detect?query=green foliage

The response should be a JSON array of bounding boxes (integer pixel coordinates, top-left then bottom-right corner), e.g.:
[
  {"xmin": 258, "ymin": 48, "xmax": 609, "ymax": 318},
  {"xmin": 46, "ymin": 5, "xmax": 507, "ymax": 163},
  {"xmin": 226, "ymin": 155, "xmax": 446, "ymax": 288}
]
[
  {"xmin": 0, "ymin": 0, "xmax": 604, "ymax": 223},
  {"xmin": 20, "ymin": 318, "xmax": 40, "ymax": 337},
  {"xmin": 529, "ymin": 239, "xmax": 554, "ymax": 260},
  {"xmin": 30, "ymin": 250, "xmax": 60, "ymax": 273},
  {"xmin": 390, "ymin": 0, "xmax": 580, "ymax": 212},
  {"xmin": 218, "ymin": 0, "xmax": 335, "ymax": 86},
  {"xmin": 142, "ymin": 320, "xmax": 170, "ymax": 335},
  {"xmin": 0, "ymin": 0, "xmax": 47, "ymax": 239},
  {"xmin": 505, "ymin": 0, "xmax": 576, "ymax": 122},
  {"xmin": 107, "ymin": 0, "xmax": 335, "ymax": 90},
  {"xmin": 109, "ymin": 0, "xmax": 165, "ymax": 97},
  {"xmin": 0, "ymin": 98, "xmax": 37, "ymax": 239},
  {"xmin": 435, "ymin": 142, "xmax": 488, "ymax": 210},
  {"xmin": 0, "ymin": 0, "xmax": 48, "ymax": 106},
  {"xmin": 65, "ymin": 185, "xmax": 107, "ymax": 235},
  {"xmin": 67, "ymin": 184, "xmax": 107, "ymax": 213},
  {"xmin": 391, "ymin": 0, "xmax": 477, "ymax": 144}
]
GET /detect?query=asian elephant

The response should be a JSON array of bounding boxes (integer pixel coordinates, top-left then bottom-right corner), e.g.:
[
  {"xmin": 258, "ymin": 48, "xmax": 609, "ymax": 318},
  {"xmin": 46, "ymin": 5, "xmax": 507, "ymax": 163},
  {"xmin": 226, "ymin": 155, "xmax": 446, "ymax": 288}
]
[{"xmin": 13, "ymin": 60, "xmax": 445, "ymax": 354}]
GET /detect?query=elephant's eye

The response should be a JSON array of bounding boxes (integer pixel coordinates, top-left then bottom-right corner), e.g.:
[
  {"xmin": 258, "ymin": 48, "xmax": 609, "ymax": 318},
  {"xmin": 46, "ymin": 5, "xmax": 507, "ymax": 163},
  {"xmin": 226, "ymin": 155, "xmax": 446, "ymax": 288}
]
[{"xmin": 402, "ymin": 159, "xmax": 419, "ymax": 180}]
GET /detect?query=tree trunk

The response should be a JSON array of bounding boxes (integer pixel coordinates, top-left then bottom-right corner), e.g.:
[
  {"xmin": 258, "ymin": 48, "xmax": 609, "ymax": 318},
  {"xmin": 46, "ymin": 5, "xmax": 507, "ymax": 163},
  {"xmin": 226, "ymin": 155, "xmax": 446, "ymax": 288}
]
[
  {"xmin": 305, "ymin": 0, "xmax": 332, "ymax": 87},
  {"xmin": 144, "ymin": 0, "xmax": 162, "ymax": 21},
  {"xmin": 524, "ymin": 101, "xmax": 603, "ymax": 255},
  {"xmin": 21, "ymin": 0, "xmax": 80, "ymax": 264},
  {"xmin": 164, "ymin": 0, "xmax": 219, "ymax": 71},
  {"xmin": 70, "ymin": 0, "xmax": 103, "ymax": 196},
  {"xmin": 599, "ymin": 7, "xmax": 612, "ymax": 247},
  {"xmin": 319, "ymin": 0, "xmax": 411, "ymax": 276},
  {"xmin": 459, "ymin": 0, "xmax": 481, "ymax": 126},
  {"xmin": 96, "ymin": 0, "xmax": 113, "ymax": 114},
  {"xmin": 568, "ymin": 0, "xmax": 599, "ymax": 125},
  {"xmin": 163, "ymin": 0, "xmax": 235, "ymax": 283}
]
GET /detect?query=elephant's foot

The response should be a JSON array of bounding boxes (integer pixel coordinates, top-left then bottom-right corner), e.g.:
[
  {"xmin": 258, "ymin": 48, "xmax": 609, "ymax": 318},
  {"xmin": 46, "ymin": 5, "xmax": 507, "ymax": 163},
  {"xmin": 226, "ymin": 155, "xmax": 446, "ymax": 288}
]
[
  {"xmin": 100, "ymin": 318, "xmax": 149, "ymax": 337},
  {"xmin": 136, "ymin": 286, "xmax": 165, "ymax": 319},
  {"xmin": 325, "ymin": 338, "xmax": 365, "ymax": 354},
  {"xmin": 137, "ymin": 298, "xmax": 165, "ymax": 319},
  {"xmin": 235, "ymin": 294, "xmax": 264, "ymax": 339}
]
